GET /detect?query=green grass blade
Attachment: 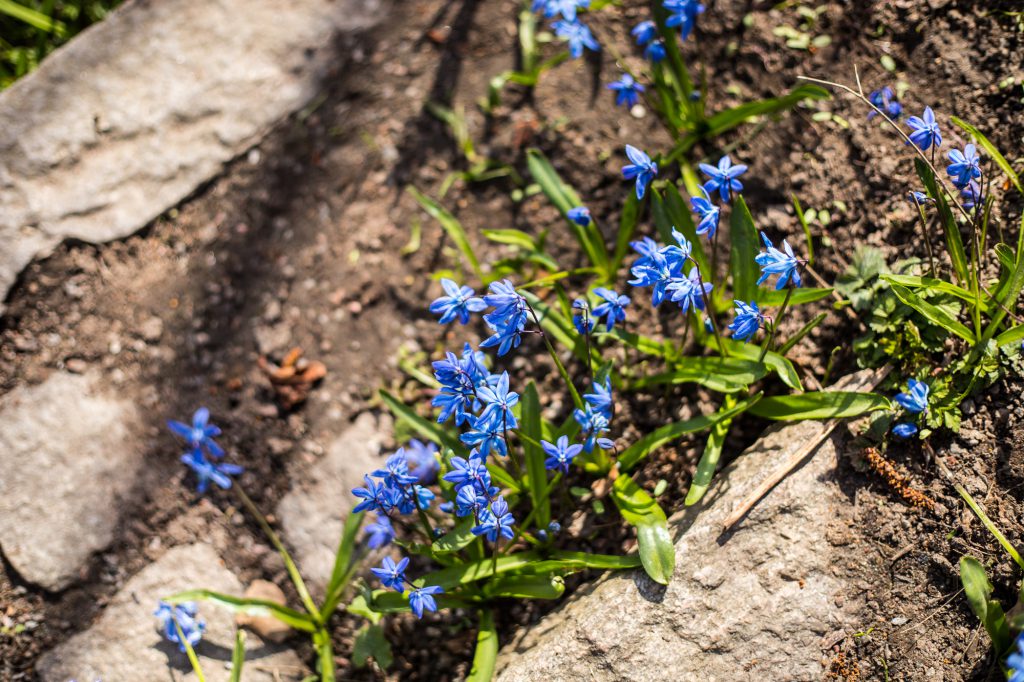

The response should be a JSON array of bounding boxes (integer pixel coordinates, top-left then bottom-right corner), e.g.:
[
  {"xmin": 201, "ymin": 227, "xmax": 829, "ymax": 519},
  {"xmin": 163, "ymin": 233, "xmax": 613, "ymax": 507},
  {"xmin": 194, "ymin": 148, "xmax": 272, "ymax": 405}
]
[
  {"xmin": 791, "ymin": 194, "xmax": 815, "ymax": 265},
  {"xmin": 467, "ymin": 610, "xmax": 499, "ymax": 682},
  {"xmin": 0, "ymin": 0, "xmax": 67, "ymax": 36},
  {"xmin": 703, "ymin": 84, "xmax": 830, "ymax": 139},
  {"xmin": 663, "ymin": 185, "xmax": 709, "ymax": 275},
  {"xmin": 407, "ymin": 186, "xmax": 485, "ymax": 282},
  {"xmin": 916, "ymin": 158, "xmax": 969, "ymax": 285},
  {"xmin": 684, "ymin": 402, "xmax": 735, "ymax": 505},
  {"xmin": 612, "ymin": 191, "xmax": 641, "ymax": 277},
  {"xmin": 629, "ymin": 356, "xmax": 766, "ymax": 393},
  {"xmin": 777, "ymin": 312, "xmax": 827, "ymax": 355},
  {"xmin": 174, "ymin": 621, "xmax": 207, "ymax": 682},
  {"xmin": 229, "ymin": 630, "xmax": 246, "ymax": 682},
  {"xmin": 729, "ymin": 195, "xmax": 759, "ymax": 301},
  {"xmin": 521, "ymin": 382, "xmax": 550, "ymax": 526}
]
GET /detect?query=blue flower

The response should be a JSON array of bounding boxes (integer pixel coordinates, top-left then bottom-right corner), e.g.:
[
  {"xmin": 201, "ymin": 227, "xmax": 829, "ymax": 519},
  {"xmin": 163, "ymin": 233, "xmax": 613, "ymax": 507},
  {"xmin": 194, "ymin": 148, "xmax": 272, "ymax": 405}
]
[
  {"xmin": 628, "ymin": 232, "xmax": 690, "ymax": 307},
  {"xmin": 583, "ymin": 375, "xmax": 613, "ymax": 417},
  {"xmin": 482, "ymin": 280, "xmax": 529, "ymax": 357},
  {"xmin": 699, "ymin": 155, "xmax": 747, "ymax": 202},
  {"xmin": 364, "ymin": 514, "xmax": 395, "ymax": 549},
  {"xmin": 894, "ymin": 378, "xmax": 929, "ymax": 414},
  {"xmin": 906, "ymin": 106, "xmax": 941, "ymax": 151},
  {"xmin": 476, "ymin": 371, "xmax": 520, "ymax": 429},
  {"xmin": 454, "ymin": 484, "xmax": 487, "ymax": 518},
  {"xmin": 755, "ymin": 231, "xmax": 803, "ymax": 290},
  {"xmin": 664, "ymin": 0, "xmax": 705, "ymax": 40},
  {"xmin": 352, "ymin": 475, "xmax": 399, "ymax": 514},
  {"xmin": 644, "ymin": 39, "xmax": 666, "ymax": 63},
  {"xmin": 371, "ymin": 556, "xmax": 409, "ymax": 592},
  {"xmin": 621, "ymin": 145, "xmax": 658, "ymax": 200},
  {"xmin": 372, "ymin": 452, "xmax": 419, "ymax": 488},
  {"xmin": 180, "ymin": 449, "xmax": 243, "ymax": 494},
  {"xmin": 591, "ymin": 288, "xmax": 630, "ymax": 331},
  {"xmin": 532, "ymin": 0, "xmax": 589, "ymax": 20},
  {"xmin": 961, "ymin": 180, "xmax": 984, "ymax": 211},
  {"xmin": 607, "ymin": 74, "xmax": 645, "ymax": 107},
  {"xmin": 542, "ymin": 435, "xmax": 583, "ymax": 473},
  {"xmin": 907, "ymin": 191, "xmax": 933, "ymax": 206},
  {"xmin": 1006, "ymin": 632, "xmax": 1024, "ymax": 682},
  {"xmin": 690, "ymin": 187, "xmax": 720, "ymax": 239},
  {"xmin": 168, "ymin": 407, "xmax": 225, "ymax": 459},
  {"xmin": 553, "ymin": 19, "xmax": 600, "ymax": 59},
  {"xmin": 408, "ymin": 584, "xmax": 444, "ymax": 618},
  {"xmin": 154, "ymin": 601, "xmax": 205, "ymax": 653},
  {"xmin": 892, "ymin": 422, "xmax": 918, "ymax": 439},
  {"xmin": 567, "ymin": 206, "xmax": 591, "ymax": 226},
  {"xmin": 946, "ymin": 143, "xmax": 981, "ymax": 189},
  {"xmin": 667, "ymin": 266, "xmax": 712, "ymax": 314},
  {"xmin": 473, "ymin": 496, "xmax": 516, "ymax": 542},
  {"xmin": 442, "ymin": 454, "xmax": 491, "ymax": 490},
  {"xmin": 573, "ymin": 404, "xmax": 612, "ymax": 453},
  {"xmin": 868, "ymin": 86, "xmax": 902, "ymax": 120},
  {"xmin": 728, "ymin": 300, "xmax": 763, "ymax": 342},
  {"xmin": 572, "ymin": 298, "xmax": 593, "ymax": 334},
  {"xmin": 631, "ymin": 20, "xmax": 657, "ymax": 45},
  {"xmin": 403, "ymin": 439, "xmax": 440, "ymax": 484},
  {"xmin": 460, "ymin": 415, "xmax": 508, "ymax": 457},
  {"xmin": 429, "ymin": 278, "xmax": 486, "ymax": 325}
]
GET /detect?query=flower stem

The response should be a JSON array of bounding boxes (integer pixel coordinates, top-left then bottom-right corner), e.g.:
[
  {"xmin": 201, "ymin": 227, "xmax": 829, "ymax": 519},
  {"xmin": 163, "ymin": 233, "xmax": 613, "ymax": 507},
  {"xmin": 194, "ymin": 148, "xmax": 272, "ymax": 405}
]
[
  {"xmin": 914, "ymin": 201, "xmax": 938, "ymax": 277},
  {"xmin": 758, "ymin": 283, "xmax": 795, "ymax": 363},
  {"xmin": 528, "ymin": 304, "xmax": 584, "ymax": 409},
  {"xmin": 687, "ymin": 256, "xmax": 726, "ymax": 356}
]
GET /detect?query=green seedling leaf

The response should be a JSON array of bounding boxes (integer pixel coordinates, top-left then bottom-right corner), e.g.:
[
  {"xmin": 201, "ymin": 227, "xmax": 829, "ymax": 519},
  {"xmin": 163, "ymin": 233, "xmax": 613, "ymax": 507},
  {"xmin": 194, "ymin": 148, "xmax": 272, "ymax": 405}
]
[
  {"xmin": 467, "ymin": 610, "xmax": 499, "ymax": 682},
  {"xmin": 353, "ymin": 623, "xmax": 393, "ymax": 670},
  {"xmin": 164, "ymin": 589, "xmax": 317, "ymax": 633},
  {"xmin": 748, "ymin": 391, "xmax": 890, "ymax": 421},
  {"xmin": 315, "ymin": 629, "xmax": 336, "ymax": 682},
  {"xmin": 407, "ymin": 186, "xmax": 485, "ymax": 282},
  {"xmin": 880, "ymin": 274, "xmax": 985, "ymax": 310},
  {"xmin": 889, "ymin": 283, "xmax": 975, "ymax": 342},
  {"xmin": 717, "ymin": 338, "xmax": 803, "ymax": 390},
  {"xmin": 756, "ymin": 287, "xmax": 833, "ymax": 306},
  {"xmin": 778, "ymin": 312, "xmax": 827, "ymax": 355},
  {"xmin": 729, "ymin": 195, "xmax": 760, "ymax": 301},
  {"xmin": 995, "ymin": 323, "xmax": 1024, "ymax": 347},
  {"xmin": 482, "ymin": 228, "xmax": 538, "ymax": 251},
  {"xmin": 618, "ymin": 392, "xmax": 761, "ymax": 471}
]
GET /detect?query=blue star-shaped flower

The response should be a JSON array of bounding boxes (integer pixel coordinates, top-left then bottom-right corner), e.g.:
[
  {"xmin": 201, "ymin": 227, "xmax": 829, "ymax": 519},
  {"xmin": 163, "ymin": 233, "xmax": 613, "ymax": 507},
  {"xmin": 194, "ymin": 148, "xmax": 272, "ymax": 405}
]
[
  {"xmin": 690, "ymin": 187, "xmax": 720, "ymax": 239},
  {"xmin": 755, "ymin": 231, "xmax": 803, "ymax": 290},
  {"xmin": 372, "ymin": 452, "xmax": 419, "ymax": 488},
  {"xmin": 364, "ymin": 514, "xmax": 395, "ymax": 549},
  {"xmin": 644, "ymin": 39, "xmax": 666, "ymax": 63},
  {"xmin": 443, "ymin": 453, "xmax": 491, "ymax": 491},
  {"xmin": 542, "ymin": 435, "xmax": 584, "ymax": 473},
  {"xmin": 591, "ymin": 288, "xmax": 630, "ymax": 331},
  {"xmin": 631, "ymin": 20, "xmax": 657, "ymax": 45},
  {"xmin": 402, "ymin": 439, "xmax": 440, "ymax": 484},
  {"xmin": 906, "ymin": 106, "xmax": 942, "ymax": 151},
  {"xmin": 476, "ymin": 371, "xmax": 520, "ymax": 429},
  {"xmin": 371, "ymin": 556, "xmax": 409, "ymax": 592},
  {"xmin": 473, "ymin": 496, "xmax": 516, "ymax": 542},
  {"xmin": 429, "ymin": 278, "xmax": 486, "ymax": 325},
  {"xmin": 460, "ymin": 415, "xmax": 508, "ymax": 457},
  {"xmin": 154, "ymin": 601, "xmax": 205, "ymax": 653},
  {"xmin": 552, "ymin": 19, "xmax": 600, "ymax": 59},
  {"xmin": 607, "ymin": 74, "xmax": 645, "ymax": 108},
  {"xmin": 868, "ymin": 86, "xmax": 902, "ymax": 120},
  {"xmin": 894, "ymin": 378, "xmax": 929, "ymax": 414},
  {"xmin": 567, "ymin": 206, "xmax": 591, "ymax": 226},
  {"xmin": 352, "ymin": 475, "xmax": 399, "ymax": 514},
  {"xmin": 946, "ymin": 143, "xmax": 981, "ymax": 189},
  {"xmin": 892, "ymin": 422, "xmax": 918, "ymax": 439},
  {"xmin": 572, "ymin": 298, "xmax": 594, "ymax": 334},
  {"xmin": 180, "ymin": 449, "xmax": 243, "ymax": 494},
  {"xmin": 168, "ymin": 407, "xmax": 225, "ymax": 459},
  {"xmin": 664, "ymin": 0, "xmax": 705, "ymax": 40},
  {"xmin": 907, "ymin": 191, "xmax": 933, "ymax": 206},
  {"xmin": 699, "ymin": 155, "xmax": 747, "ymax": 202},
  {"xmin": 667, "ymin": 266, "xmax": 712, "ymax": 314},
  {"xmin": 583, "ymin": 375, "xmax": 613, "ymax": 417},
  {"xmin": 532, "ymin": 0, "xmax": 589, "ymax": 20},
  {"xmin": 728, "ymin": 300, "xmax": 764, "ymax": 342},
  {"xmin": 573, "ymin": 404, "xmax": 612, "ymax": 453},
  {"xmin": 408, "ymin": 584, "xmax": 444, "ymax": 618},
  {"xmin": 622, "ymin": 145, "xmax": 658, "ymax": 200}
]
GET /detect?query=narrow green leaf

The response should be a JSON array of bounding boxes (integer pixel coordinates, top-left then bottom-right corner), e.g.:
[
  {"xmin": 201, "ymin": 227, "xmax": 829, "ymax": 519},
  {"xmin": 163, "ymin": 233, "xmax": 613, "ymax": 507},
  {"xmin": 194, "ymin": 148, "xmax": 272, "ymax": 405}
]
[
  {"xmin": 522, "ymin": 382, "xmax": 550, "ymax": 526},
  {"xmin": 379, "ymin": 389, "xmax": 462, "ymax": 452},
  {"xmin": 598, "ymin": 327, "xmax": 673, "ymax": 359},
  {"xmin": 407, "ymin": 186, "xmax": 484, "ymax": 282},
  {"xmin": 995, "ymin": 323, "xmax": 1024, "ymax": 347},
  {"xmin": 756, "ymin": 287, "xmax": 833, "ymax": 306},
  {"xmin": 748, "ymin": 391, "xmax": 890, "ymax": 421},
  {"xmin": 484, "ymin": 574, "xmax": 565, "ymax": 600},
  {"xmin": 618, "ymin": 392, "xmax": 761, "ymax": 471},
  {"xmin": 175, "ymin": 620, "xmax": 207, "ymax": 682},
  {"xmin": 880, "ymin": 274, "xmax": 984, "ymax": 310},
  {"xmin": 316, "ymin": 630, "xmax": 336, "ymax": 682},
  {"xmin": 353, "ymin": 623, "xmax": 393, "ymax": 670},
  {"xmin": 716, "ymin": 338, "xmax": 803, "ymax": 390},
  {"xmin": 777, "ymin": 312, "xmax": 827, "ymax": 355},
  {"xmin": 960, "ymin": 556, "xmax": 1011, "ymax": 654},
  {"xmin": 487, "ymin": 462, "xmax": 522, "ymax": 493},
  {"xmin": 792, "ymin": 195, "xmax": 815, "ymax": 265},
  {"xmin": 889, "ymin": 283, "xmax": 975, "ymax": 342},
  {"xmin": 229, "ymin": 630, "xmax": 246, "ymax": 682},
  {"xmin": 729, "ymin": 195, "xmax": 759, "ymax": 301},
  {"xmin": 467, "ymin": 610, "xmax": 499, "ymax": 682},
  {"xmin": 165, "ymin": 589, "xmax": 317, "ymax": 633},
  {"xmin": 684, "ymin": 407, "xmax": 733, "ymax": 505},
  {"xmin": 482, "ymin": 228, "xmax": 537, "ymax": 251},
  {"xmin": 321, "ymin": 510, "xmax": 365, "ymax": 617},
  {"xmin": 0, "ymin": 0, "xmax": 67, "ymax": 36},
  {"xmin": 982, "ymin": 243, "xmax": 1024, "ymax": 345},
  {"xmin": 631, "ymin": 357, "xmax": 766, "ymax": 393},
  {"xmin": 950, "ymin": 117, "xmax": 1022, "ymax": 195},
  {"xmin": 703, "ymin": 84, "xmax": 830, "ymax": 139},
  {"xmin": 916, "ymin": 158, "xmax": 969, "ymax": 285},
  {"xmin": 610, "ymin": 476, "xmax": 674, "ymax": 584},
  {"xmin": 432, "ymin": 516, "xmax": 479, "ymax": 555}
]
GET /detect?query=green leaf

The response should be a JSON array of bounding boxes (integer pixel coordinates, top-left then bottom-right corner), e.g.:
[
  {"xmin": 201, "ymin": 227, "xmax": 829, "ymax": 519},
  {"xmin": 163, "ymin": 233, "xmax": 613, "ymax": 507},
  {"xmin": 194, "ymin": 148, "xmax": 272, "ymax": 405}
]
[
  {"xmin": 482, "ymin": 228, "xmax": 538, "ymax": 251},
  {"xmin": 467, "ymin": 610, "xmax": 499, "ymax": 682},
  {"xmin": 960, "ymin": 556, "xmax": 1011, "ymax": 654},
  {"xmin": 521, "ymin": 382, "xmax": 550, "ymax": 526},
  {"xmin": 164, "ymin": 589, "xmax": 317, "ymax": 633},
  {"xmin": 407, "ymin": 186, "xmax": 484, "ymax": 282},
  {"xmin": 379, "ymin": 389, "xmax": 462, "ymax": 452},
  {"xmin": 484, "ymin": 574, "xmax": 565, "ymax": 599},
  {"xmin": 995, "ymin": 323, "xmax": 1024, "ymax": 347},
  {"xmin": 0, "ymin": 0, "xmax": 67, "ymax": 36},
  {"xmin": 792, "ymin": 194, "xmax": 815, "ymax": 265},
  {"xmin": 982, "ymin": 243, "xmax": 1024, "ymax": 345},
  {"xmin": 618, "ymin": 392, "xmax": 762, "ymax": 471},
  {"xmin": 729, "ymin": 195, "xmax": 759, "ymax": 302},
  {"xmin": 229, "ymin": 630, "xmax": 246, "ymax": 682},
  {"xmin": 748, "ymin": 391, "xmax": 891, "ymax": 421},
  {"xmin": 684, "ymin": 401, "xmax": 734, "ymax": 505},
  {"xmin": 527, "ymin": 149, "xmax": 610, "ymax": 277},
  {"xmin": 717, "ymin": 338, "xmax": 803, "ymax": 390},
  {"xmin": 889, "ymin": 283, "xmax": 975, "ymax": 342},
  {"xmin": 487, "ymin": 462, "xmax": 522, "ymax": 493},
  {"xmin": 522, "ymin": 550, "xmax": 642, "ymax": 573},
  {"xmin": 703, "ymin": 84, "xmax": 830, "ymax": 139},
  {"xmin": 777, "ymin": 312, "xmax": 827, "ymax": 355},
  {"xmin": 598, "ymin": 327, "xmax": 673, "ymax": 359},
  {"xmin": 880, "ymin": 274, "xmax": 984, "ymax": 310},
  {"xmin": 321, "ymin": 511, "xmax": 365, "ymax": 617},
  {"xmin": 353, "ymin": 623, "xmax": 393, "ymax": 670},
  {"xmin": 431, "ymin": 516, "xmax": 479, "ymax": 555},
  {"xmin": 916, "ymin": 159, "xmax": 969, "ymax": 285},
  {"xmin": 756, "ymin": 287, "xmax": 833, "ymax": 306},
  {"xmin": 315, "ymin": 629, "xmax": 336, "ymax": 682},
  {"xmin": 175, "ymin": 620, "xmax": 208, "ymax": 682},
  {"xmin": 663, "ymin": 185, "xmax": 710, "ymax": 275},
  {"xmin": 950, "ymin": 117, "xmax": 1022, "ymax": 195},
  {"xmin": 610, "ymin": 476, "xmax": 674, "ymax": 584},
  {"xmin": 631, "ymin": 357, "xmax": 766, "ymax": 393}
]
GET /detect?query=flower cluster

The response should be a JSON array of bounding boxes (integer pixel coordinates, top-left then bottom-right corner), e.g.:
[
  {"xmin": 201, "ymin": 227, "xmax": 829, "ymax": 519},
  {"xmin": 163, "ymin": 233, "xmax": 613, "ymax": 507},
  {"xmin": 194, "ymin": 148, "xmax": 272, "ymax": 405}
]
[
  {"xmin": 868, "ymin": 85, "xmax": 902, "ymax": 120},
  {"xmin": 628, "ymin": 229, "xmax": 710, "ymax": 312},
  {"xmin": 154, "ymin": 601, "xmax": 204, "ymax": 653},
  {"xmin": 371, "ymin": 556, "xmax": 445, "ymax": 618},
  {"xmin": 534, "ymin": 0, "xmax": 599, "ymax": 59},
  {"xmin": 891, "ymin": 378, "xmax": 929, "ymax": 439},
  {"xmin": 168, "ymin": 408, "xmax": 243, "ymax": 494}
]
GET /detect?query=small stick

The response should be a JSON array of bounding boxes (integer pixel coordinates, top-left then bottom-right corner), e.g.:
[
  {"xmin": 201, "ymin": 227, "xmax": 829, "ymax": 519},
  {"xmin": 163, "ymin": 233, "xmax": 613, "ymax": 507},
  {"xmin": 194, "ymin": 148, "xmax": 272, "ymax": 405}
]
[{"xmin": 722, "ymin": 365, "xmax": 890, "ymax": 531}]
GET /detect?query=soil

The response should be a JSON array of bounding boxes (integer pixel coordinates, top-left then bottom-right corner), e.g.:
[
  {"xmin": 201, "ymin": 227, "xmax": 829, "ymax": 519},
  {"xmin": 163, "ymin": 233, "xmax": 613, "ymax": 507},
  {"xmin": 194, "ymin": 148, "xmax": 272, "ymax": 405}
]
[{"xmin": 2, "ymin": 0, "xmax": 1024, "ymax": 680}]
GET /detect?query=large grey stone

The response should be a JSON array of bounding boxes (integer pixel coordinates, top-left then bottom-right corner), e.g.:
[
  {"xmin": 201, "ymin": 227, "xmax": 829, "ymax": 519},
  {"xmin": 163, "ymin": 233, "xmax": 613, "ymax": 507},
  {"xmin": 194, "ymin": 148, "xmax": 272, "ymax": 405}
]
[
  {"xmin": 495, "ymin": 371, "xmax": 879, "ymax": 682},
  {"xmin": 277, "ymin": 412, "xmax": 392, "ymax": 590},
  {"xmin": 0, "ymin": 371, "xmax": 141, "ymax": 591},
  {"xmin": 38, "ymin": 543, "xmax": 305, "ymax": 681},
  {"xmin": 0, "ymin": 0, "xmax": 381, "ymax": 305}
]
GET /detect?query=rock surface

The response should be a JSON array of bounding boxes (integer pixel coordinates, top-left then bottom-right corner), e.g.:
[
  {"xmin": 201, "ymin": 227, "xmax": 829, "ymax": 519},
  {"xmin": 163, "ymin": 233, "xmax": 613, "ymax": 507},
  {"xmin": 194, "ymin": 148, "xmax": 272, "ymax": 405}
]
[
  {"xmin": 277, "ymin": 412, "xmax": 391, "ymax": 589},
  {"xmin": 0, "ymin": 371, "xmax": 141, "ymax": 591},
  {"xmin": 0, "ymin": 0, "xmax": 382, "ymax": 305},
  {"xmin": 38, "ymin": 543, "xmax": 305, "ymax": 681},
  {"xmin": 495, "ymin": 372, "xmax": 879, "ymax": 682}
]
